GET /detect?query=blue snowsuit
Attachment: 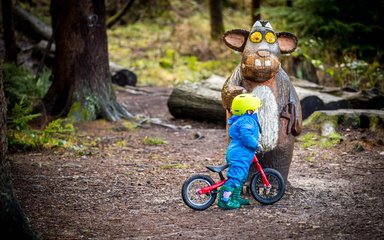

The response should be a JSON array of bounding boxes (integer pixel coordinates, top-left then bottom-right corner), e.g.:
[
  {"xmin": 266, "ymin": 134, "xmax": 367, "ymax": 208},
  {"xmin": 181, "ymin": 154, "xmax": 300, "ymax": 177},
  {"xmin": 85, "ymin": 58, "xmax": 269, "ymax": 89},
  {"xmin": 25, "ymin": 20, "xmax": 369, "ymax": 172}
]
[{"xmin": 224, "ymin": 113, "xmax": 260, "ymax": 189}]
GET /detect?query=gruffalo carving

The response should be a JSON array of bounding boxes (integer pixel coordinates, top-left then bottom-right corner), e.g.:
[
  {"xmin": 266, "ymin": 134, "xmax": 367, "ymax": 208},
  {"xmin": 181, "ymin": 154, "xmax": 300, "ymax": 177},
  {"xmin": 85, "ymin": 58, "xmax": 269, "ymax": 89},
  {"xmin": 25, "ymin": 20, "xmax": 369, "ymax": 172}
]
[{"xmin": 222, "ymin": 20, "xmax": 302, "ymax": 182}]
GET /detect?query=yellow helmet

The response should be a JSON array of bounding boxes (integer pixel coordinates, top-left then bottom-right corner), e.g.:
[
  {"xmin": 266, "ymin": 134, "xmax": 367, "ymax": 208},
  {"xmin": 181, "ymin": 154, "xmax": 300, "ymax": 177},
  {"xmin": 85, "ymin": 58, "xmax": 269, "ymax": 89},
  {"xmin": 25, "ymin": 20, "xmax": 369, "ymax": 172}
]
[{"xmin": 231, "ymin": 93, "xmax": 262, "ymax": 116}]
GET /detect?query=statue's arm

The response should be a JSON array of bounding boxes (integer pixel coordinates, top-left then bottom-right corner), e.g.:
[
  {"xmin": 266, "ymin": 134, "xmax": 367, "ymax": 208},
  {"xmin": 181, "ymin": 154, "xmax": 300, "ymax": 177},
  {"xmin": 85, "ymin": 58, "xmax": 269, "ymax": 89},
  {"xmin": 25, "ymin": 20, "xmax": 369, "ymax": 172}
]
[
  {"xmin": 290, "ymin": 86, "xmax": 302, "ymax": 136},
  {"xmin": 221, "ymin": 65, "xmax": 246, "ymax": 110}
]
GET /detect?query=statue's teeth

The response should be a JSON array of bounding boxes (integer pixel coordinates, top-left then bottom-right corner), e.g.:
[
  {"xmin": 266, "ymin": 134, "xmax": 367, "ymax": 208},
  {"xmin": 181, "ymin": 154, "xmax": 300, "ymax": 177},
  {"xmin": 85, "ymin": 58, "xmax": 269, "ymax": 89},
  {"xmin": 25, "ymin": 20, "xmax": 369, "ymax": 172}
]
[
  {"xmin": 255, "ymin": 59, "xmax": 262, "ymax": 66},
  {"xmin": 265, "ymin": 60, "xmax": 271, "ymax": 66}
]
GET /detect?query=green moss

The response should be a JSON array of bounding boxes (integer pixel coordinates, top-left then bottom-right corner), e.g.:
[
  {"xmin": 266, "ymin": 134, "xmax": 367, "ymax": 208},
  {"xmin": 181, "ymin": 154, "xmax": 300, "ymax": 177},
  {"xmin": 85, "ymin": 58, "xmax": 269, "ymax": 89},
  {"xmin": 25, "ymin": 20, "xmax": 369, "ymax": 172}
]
[
  {"xmin": 159, "ymin": 163, "xmax": 187, "ymax": 170},
  {"xmin": 143, "ymin": 136, "xmax": 166, "ymax": 145},
  {"xmin": 344, "ymin": 113, "xmax": 361, "ymax": 128},
  {"xmin": 369, "ymin": 116, "xmax": 383, "ymax": 130},
  {"xmin": 298, "ymin": 131, "xmax": 343, "ymax": 149},
  {"xmin": 298, "ymin": 132, "xmax": 318, "ymax": 148},
  {"xmin": 320, "ymin": 132, "xmax": 344, "ymax": 148},
  {"xmin": 67, "ymin": 100, "xmax": 97, "ymax": 123},
  {"xmin": 115, "ymin": 140, "xmax": 126, "ymax": 148},
  {"xmin": 303, "ymin": 112, "xmax": 338, "ymax": 129}
]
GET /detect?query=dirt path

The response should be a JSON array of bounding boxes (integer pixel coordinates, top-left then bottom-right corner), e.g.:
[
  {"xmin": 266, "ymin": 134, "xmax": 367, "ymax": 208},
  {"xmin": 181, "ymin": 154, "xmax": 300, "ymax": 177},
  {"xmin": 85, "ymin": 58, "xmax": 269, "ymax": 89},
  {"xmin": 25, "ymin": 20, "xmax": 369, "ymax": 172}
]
[{"xmin": 10, "ymin": 87, "xmax": 384, "ymax": 239}]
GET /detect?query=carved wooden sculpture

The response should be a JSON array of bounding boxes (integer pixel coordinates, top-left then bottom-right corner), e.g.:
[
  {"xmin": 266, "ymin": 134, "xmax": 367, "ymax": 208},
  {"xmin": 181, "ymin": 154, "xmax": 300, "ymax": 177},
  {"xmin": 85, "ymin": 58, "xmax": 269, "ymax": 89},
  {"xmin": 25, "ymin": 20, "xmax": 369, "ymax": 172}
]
[{"xmin": 221, "ymin": 20, "xmax": 302, "ymax": 182}]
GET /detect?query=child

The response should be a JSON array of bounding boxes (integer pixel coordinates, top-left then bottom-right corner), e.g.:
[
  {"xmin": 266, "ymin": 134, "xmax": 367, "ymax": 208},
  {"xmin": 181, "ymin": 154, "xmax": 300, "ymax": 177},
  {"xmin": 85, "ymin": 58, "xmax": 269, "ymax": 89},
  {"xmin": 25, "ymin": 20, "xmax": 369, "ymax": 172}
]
[{"xmin": 218, "ymin": 93, "xmax": 263, "ymax": 210}]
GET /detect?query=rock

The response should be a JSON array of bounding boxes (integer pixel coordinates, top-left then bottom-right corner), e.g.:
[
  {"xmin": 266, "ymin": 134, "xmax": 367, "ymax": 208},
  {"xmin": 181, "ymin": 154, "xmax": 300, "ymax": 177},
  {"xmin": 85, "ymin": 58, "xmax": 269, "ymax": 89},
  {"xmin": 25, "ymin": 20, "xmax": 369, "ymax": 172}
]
[{"xmin": 111, "ymin": 69, "xmax": 137, "ymax": 87}]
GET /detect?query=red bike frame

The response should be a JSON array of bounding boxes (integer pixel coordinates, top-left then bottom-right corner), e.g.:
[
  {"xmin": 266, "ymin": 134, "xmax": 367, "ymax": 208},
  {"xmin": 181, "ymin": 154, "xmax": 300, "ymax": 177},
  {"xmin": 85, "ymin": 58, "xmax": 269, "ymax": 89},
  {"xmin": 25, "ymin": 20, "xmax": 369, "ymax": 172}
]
[{"xmin": 197, "ymin": 154, "xmax": 271, "ymax": 195}]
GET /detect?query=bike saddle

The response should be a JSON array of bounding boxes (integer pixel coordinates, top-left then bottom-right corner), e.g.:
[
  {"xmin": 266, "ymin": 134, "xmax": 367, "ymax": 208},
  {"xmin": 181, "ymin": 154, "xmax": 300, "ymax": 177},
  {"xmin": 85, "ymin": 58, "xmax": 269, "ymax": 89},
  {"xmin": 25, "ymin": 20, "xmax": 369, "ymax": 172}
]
[{"xmin": 206, "ymin": 164, "xmax": 229, "ymax": 173}]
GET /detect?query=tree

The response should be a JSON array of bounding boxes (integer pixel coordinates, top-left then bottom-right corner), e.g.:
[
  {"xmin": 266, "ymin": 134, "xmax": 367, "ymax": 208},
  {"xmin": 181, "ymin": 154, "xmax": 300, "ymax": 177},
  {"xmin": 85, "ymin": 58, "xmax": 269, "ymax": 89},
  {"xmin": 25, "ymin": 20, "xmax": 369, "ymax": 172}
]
[
  {"xmin": 267, "ymin": 0, "xmax": 384, "ymax": 63},
  {"xmin": 1, "ymin": 0, "xmax": 18, "ymax": 63},
  {"xmin": 251, "ymin": 0, "xmax": 261, "ymax": 24},
  {"xmin": 0, "ymin": 65, "xmax": 39, "ymax": 238},
  {"xmin": 43, "ymin": 0, "xmax": 132, "ymax": 122},
  {"xmin": 209, "ymin": 0, "xmax": 224, "ymax": 39}
]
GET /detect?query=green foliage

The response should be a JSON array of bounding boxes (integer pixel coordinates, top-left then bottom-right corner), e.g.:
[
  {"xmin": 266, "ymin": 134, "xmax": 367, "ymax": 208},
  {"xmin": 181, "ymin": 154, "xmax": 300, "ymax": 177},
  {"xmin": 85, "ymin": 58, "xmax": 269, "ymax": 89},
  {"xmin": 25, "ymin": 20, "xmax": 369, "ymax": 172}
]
[
  {"xmin": 3, "ymin": 63, "xmax": 51, "ymax": 108},
  {"xmin": 298, "ymin": 131, "xmax": 343, "ymax": 149},
  {"xmin": 43, "ymin": 119, "xmax": 75, "ymax": 137},
  {"xmin": 7, "ymin": 99, "xmax": 41, "ymax": 131},
  {"xmin": 107, "ymin": 8, "xmax": 242, "ymax": 86},
  {"xmin": 143, "ymin": 136, "xmax": 166, "ymax": 145},
  {"xmin": 265, "ymin": 0, "xmax": 383, "ymax": 62},
  {"xmin": 263, "ymin": 0, "xmax": 383, "ymax": 90},
  {"xmin": 7, "ymin": 102, "xmax": 76, "ymax": 152},
  {"xmin": 299, "ymin": 132, "xmax": 317, "ymax": 148},
  {"xmin": 321, "ymin": 132, "xmax": 344, "ymax": 148}
]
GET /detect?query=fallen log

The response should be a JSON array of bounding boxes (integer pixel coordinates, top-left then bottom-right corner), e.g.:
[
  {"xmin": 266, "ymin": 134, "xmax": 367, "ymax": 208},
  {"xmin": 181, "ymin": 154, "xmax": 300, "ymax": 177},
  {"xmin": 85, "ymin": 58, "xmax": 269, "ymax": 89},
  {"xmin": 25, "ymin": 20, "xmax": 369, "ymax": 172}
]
[
  {"xmin": 167, "ymin": 75, "xmax": 384, "ymax": 123},
  {"xmin": 167, "ymin": 75, "xmax": 226, "ymax": 124},
  {"xmin": 14, "ymin": 5, "xmax": 52, "ymax": 41},
  {"xmin": 304, "ymin": 109, "xmax": 384, "ymax": 132}
]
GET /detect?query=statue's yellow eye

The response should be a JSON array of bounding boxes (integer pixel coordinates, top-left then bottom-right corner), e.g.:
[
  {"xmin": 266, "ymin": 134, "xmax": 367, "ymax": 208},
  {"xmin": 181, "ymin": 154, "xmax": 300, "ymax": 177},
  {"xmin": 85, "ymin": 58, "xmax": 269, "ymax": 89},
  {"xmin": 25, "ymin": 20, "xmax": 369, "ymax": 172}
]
[
  {"xmin": 265, "ymin": 32, "xmax": 276, "ymax": 44},
  {"xmin": 250, "ymin": 31, "xmax": 262, "ymax": 43}
]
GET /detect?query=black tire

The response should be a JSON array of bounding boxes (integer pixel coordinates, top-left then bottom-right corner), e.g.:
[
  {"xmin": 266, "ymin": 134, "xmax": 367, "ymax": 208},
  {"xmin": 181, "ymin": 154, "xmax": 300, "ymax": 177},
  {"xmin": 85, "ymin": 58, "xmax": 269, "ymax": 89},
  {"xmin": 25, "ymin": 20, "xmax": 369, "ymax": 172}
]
[
  {"xmin": 250, "ymin": 168, "xmax": 285, "ymax": 205},
  {"xmin": 181, "ymin": 174, "xmax": 217, "ymax": 211}
]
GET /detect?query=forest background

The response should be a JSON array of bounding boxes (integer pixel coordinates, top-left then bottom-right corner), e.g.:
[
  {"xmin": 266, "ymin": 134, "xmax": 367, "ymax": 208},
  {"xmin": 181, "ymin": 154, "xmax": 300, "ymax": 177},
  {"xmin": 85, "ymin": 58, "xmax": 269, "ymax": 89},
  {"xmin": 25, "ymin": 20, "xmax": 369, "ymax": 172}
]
[{"xmin": 0, "ymin": 0, "xmax": 383, "ymax": 238}]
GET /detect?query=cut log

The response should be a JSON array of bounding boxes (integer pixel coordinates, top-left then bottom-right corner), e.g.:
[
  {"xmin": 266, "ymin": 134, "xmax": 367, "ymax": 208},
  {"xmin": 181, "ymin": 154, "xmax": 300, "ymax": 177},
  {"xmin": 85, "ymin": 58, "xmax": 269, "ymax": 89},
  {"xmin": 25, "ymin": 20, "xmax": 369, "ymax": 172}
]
[
  {"xmin": 167, "ymin": 75, "xmax": 384, "ymax": 123},
  {"xmin": 167, "ymin": 75, "xmax": 226, "ymax": 124}
]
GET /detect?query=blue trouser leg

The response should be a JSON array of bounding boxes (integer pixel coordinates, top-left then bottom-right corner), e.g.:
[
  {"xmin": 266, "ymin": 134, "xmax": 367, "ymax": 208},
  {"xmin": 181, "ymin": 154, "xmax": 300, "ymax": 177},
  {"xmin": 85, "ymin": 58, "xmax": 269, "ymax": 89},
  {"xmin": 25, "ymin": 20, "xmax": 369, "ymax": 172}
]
[{"xmin": 225, "ymin": 162, "xmax": 249, "ymax": 188}]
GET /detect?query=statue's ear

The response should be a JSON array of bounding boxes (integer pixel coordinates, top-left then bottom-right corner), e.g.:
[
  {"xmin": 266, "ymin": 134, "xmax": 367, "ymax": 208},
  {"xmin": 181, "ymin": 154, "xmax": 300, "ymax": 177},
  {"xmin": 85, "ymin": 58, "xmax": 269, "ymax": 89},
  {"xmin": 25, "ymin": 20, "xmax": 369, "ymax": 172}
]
[
  {"xmin": 277, "ymin": 32, "xmax": 298, "ymax": 54},
  {"xmin": 223, "ymin": 29, "xmax": 249, "ymax": 52}
]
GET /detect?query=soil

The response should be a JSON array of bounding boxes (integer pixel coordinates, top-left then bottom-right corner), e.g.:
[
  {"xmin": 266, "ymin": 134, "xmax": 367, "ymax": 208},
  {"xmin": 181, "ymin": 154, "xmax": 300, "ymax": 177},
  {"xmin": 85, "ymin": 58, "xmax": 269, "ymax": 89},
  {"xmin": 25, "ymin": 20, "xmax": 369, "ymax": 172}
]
[{"xmin": 10, "ymin": 86, "xmax": 384, "ymax": 240}]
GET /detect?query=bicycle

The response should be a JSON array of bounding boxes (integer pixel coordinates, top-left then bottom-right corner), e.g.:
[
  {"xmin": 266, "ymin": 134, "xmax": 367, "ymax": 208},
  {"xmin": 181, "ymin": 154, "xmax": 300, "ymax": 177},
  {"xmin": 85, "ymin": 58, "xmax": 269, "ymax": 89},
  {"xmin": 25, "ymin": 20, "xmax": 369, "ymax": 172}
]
[{"xmin": 181, "ymin": 153, "xmax": 285, "ymax": 210}]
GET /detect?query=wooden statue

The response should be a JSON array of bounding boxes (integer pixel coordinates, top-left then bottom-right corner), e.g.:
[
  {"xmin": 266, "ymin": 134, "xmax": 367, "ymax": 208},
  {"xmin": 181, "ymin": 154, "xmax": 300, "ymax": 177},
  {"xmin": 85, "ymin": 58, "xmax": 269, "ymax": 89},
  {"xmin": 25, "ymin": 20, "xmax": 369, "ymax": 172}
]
[{"xmin": 221, "ymin": 20, "xmax": 302, "ymax": 182}]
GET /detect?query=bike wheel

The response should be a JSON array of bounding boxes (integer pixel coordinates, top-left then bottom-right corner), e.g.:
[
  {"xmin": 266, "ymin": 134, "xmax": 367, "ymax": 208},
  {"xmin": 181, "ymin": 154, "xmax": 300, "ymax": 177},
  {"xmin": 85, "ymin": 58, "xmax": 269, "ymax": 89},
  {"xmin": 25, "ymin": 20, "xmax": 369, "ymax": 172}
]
[
  {"xmin": 250, "ymin": 168, "xmax": 285, "ymax": 205},
  {"xmin": 181, "ymin": 174, "xmax": 217, "ymax": 211}
]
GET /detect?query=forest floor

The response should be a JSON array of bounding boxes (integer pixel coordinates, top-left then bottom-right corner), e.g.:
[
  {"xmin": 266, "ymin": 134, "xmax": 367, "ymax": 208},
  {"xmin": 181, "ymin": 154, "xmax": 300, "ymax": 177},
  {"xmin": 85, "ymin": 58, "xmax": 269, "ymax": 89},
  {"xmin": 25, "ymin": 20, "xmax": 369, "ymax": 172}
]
[{"xmin": 10, "ymin": 86, "xmax": 384, "ymax": 240}]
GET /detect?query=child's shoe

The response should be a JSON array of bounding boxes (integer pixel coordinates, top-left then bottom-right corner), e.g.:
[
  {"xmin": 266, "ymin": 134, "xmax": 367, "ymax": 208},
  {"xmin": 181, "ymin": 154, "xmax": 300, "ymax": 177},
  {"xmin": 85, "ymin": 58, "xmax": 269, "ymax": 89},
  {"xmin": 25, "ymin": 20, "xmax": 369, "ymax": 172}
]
[
  {"xmin": 232, "ymin": 185, "xmax": 250, "ymax": 205},
  {"xmin": 218, "ymin": 185, "xmax": 240, "ymax": 210}
]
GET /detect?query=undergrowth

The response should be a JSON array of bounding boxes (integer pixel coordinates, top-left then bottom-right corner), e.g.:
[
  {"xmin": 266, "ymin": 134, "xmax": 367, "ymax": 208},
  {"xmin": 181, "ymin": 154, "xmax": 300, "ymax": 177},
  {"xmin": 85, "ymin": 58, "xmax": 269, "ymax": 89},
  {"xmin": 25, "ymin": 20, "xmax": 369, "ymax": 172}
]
[
  {"xmin": 3, "ymin": 64, "xmax": 77, "ymax": 152},
  {"xmin": 298, "ymin": 131, "xmax": 344, "ymax": 149}
]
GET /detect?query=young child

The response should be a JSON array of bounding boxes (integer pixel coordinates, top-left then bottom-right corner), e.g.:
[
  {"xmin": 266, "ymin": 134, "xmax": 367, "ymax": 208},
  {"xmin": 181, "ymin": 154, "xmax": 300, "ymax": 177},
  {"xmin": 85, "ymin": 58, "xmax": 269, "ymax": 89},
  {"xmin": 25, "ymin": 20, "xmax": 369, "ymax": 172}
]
[{"xmin": 218, "ymin": 93, "xmax": 262, "ymax": 210}]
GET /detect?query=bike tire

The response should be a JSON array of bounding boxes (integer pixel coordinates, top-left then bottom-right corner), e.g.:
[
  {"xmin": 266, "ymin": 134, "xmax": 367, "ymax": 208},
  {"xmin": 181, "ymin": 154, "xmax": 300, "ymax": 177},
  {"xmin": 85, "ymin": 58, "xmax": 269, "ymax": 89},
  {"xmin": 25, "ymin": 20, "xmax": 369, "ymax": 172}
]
[
  {"xmin": 181, "ymin": 174, "xmax": 216, "ymax": 211},
  {"xmin": 250, "ymin": 168, "xmax": 285, "ymax": 205}
]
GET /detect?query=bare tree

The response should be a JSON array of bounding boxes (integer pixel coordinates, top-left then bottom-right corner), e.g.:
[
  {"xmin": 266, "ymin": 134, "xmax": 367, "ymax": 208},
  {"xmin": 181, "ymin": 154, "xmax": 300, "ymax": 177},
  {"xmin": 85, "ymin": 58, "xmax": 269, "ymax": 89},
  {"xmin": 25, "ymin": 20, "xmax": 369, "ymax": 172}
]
[{"xmin": 44, "ymin": 0, "xmax": 131, "ymax": 122}]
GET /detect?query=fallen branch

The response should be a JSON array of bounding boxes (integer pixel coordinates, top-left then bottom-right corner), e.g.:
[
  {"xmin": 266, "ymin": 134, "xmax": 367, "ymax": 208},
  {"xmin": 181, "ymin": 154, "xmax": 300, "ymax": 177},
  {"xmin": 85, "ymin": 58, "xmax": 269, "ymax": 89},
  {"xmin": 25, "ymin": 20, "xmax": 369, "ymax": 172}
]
[
  {"xmin": 106, "ymin": 0, "xmax": 136, "ymax": 28},
  {"xmin": 14, "ymin": 5, "xmax": 52, "ymax": 40}
]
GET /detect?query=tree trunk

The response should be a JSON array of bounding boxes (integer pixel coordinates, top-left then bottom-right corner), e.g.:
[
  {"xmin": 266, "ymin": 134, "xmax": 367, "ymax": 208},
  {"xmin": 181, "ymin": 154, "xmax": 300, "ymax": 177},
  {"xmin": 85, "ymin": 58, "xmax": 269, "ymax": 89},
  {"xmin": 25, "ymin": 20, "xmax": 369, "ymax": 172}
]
[
  {"xmin": 2, "ymin": 0, "xmax": 18, "ymax": 63},
  {"xmin": 44, "ymin": 0, "xmax": 132, "ymax": 122},
  {"xmin": 209, "ymin": 0, "xmax": 224, "ymax": 39},
  {"xmin": 0, "ymin": 65, "xmax": 39, "ymax": 238},
  {"xmin": 251, "ymin": 0, "xmax": 261, "ymax": 24}
]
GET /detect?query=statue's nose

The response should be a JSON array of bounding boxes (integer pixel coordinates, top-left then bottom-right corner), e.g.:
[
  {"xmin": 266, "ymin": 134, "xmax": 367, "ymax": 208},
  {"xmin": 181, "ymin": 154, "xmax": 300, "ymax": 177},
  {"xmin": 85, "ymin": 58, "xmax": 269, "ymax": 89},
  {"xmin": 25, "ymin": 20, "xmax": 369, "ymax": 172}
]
[{"xmin": 257, "ymin": 50, "xmax": 270, "ymax": 57}]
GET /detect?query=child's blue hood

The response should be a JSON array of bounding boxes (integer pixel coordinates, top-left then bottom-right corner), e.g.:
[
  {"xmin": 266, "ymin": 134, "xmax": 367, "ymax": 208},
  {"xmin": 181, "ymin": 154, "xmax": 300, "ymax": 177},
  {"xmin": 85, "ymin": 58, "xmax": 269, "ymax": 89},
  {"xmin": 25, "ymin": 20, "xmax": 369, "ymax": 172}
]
[
  {"xmin": 227, "ymin": 115, "xmax": 241, "ymax": 125},
  {"xmin": 228, "ymin": 114, "xmax": 259, "ymax": 125}
]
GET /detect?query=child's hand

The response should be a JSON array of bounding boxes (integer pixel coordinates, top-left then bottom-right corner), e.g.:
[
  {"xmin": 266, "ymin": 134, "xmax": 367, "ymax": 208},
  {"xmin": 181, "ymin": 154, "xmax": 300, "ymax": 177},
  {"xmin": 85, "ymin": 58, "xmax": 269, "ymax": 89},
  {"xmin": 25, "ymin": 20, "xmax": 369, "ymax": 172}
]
[{"xmin": 256, "ymin": 145, "xmax": 263, "ymax": 154}]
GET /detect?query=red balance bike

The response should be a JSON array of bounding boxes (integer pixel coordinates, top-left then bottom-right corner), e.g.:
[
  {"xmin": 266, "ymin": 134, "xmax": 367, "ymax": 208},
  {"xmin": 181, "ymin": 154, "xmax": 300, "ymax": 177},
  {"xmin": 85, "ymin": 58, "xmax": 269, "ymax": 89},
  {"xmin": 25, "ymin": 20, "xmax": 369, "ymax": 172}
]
[{"xmin": 182, "ymin": 153, "xmax": 285, "ymax": 210}]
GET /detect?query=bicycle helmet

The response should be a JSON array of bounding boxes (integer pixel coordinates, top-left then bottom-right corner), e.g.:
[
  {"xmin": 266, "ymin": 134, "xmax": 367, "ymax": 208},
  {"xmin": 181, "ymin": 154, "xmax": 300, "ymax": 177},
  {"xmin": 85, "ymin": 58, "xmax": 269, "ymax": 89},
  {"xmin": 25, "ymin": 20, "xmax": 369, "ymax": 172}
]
[{"xmin": 231, "ymin": 93, "xmax": 262, "ymax": 116}]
